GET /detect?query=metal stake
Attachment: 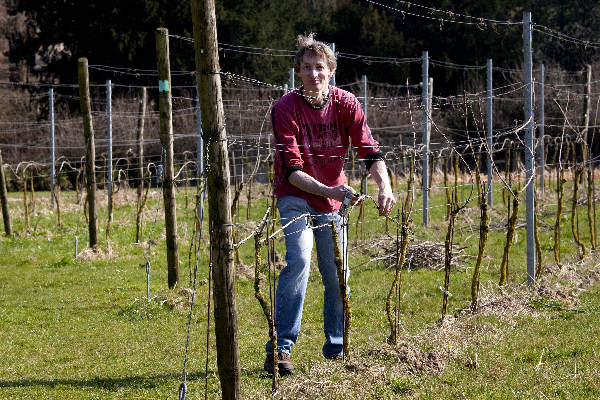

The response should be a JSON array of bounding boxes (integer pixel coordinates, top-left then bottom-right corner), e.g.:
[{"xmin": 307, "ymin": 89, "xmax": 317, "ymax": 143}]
[
  {"xmin": 486, "ymin": 59, "xmax": 494, "ymax": 207},
  {"xmin": 523, "ymin": 11, "xmax": 536, "ymax": 285},
  {"xmin": 422, "ymin": 51, "xmax": 430, "ymax": 227}
]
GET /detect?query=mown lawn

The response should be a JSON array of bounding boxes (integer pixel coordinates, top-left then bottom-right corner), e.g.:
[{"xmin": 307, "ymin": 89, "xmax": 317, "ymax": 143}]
[{"xmin": 0, "ymin": 180, "xmax": 598, "ymax": 399}]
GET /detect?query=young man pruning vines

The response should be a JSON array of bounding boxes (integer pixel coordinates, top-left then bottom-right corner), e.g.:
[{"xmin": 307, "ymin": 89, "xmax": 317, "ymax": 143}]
[{"xmin": 265, "ymin": 33, "xmax": 395, "ymax": 375}]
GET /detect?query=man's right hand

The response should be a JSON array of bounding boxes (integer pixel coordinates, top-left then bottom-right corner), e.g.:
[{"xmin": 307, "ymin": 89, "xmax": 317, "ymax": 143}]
[
  {"xmin": 328, "ymin": 184, "xmax": 357, "ymax": 202},
  {"xmin": 288, "ymin": 170, "xmax": 358, "ymax": 203}
]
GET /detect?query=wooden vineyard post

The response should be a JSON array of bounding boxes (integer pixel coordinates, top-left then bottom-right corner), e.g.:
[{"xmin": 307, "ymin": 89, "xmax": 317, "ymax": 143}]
[
  {"xmin": 156, "ymin": 28, "xmax": 180, "ymax": 288},
  {"xmin": 0, "ymin": 150, "xmax": 12, "ymax": 236},
  {"xmin": 135, "ymin": 87, "xmax": 147, "ymax": 243},
  {"xmin": 191, "ymin": 0, "xmax": 241, "ymax": 398},
  {"xmin": 78, "ymin": 58, "xmax": 98, "ymax": 249}
]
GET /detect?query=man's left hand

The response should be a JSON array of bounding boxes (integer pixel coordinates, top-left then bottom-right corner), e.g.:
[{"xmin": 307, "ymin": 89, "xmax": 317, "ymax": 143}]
[{"xmin": 378, "ymin": 188, "xmax": 396, "ymax": 217}]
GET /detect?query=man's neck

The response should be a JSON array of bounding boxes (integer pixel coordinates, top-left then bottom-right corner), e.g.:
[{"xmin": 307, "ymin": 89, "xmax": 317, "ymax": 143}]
[{"xmin": 303, "ymin": 87, "xmax": 329, "ymax": 107}]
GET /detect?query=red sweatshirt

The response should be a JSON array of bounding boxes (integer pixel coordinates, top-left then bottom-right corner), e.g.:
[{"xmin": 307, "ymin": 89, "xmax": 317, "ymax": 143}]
[{"xmin": 272, "ymin": 86, "xmax": 382, "ymax": 212}]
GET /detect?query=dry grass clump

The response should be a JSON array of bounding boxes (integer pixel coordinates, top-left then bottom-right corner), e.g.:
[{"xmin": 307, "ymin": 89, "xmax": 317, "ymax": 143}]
[
  {"xmin": 465, "ymin": 255, "xmax": 599, "ymax": 321},
  {"xmin": 366, "ymin": 343, "xmax": 445, "ymax": 375},
  {"xmin": 76, "ymin": 246, "xmax": 114, "ymax": 261},
  {"xmin": 118, "ymin": 287, "xmax": 204, "ymax": 321},
  {"xmin": 355, "ymin": 235, "xmax": 468, "ymax": 270},
  {"xmin": 276, "ymin": 342, "xmax": 444, "ymax": 399},
  {"xmin": 236, "ymin": 262, "xmax": 255, "ymax": 281},
  {"xmin": 153, "ymin": 287, "xmax": 198, "ymax": 311}
]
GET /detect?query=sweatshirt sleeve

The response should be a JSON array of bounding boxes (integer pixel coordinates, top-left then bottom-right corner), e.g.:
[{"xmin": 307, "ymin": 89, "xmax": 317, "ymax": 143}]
[
  {"xmin": 271, "ymin": 103, "xmax": 304, "ymax": 179},
  {"xmin": 343, "ymin": 94, "xmax": 383, "ymax": 170}
]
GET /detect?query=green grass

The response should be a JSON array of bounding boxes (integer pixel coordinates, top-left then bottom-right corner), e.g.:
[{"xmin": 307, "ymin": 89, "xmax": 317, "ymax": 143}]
[{"xmin": 0, "ymin": 180, "xmax": 598, "ymax": 399}]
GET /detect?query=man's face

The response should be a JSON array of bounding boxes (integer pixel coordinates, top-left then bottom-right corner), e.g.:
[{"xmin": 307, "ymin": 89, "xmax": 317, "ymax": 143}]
[{"xmin": 298, "ymin": 52, "xmax": 334, "ymax": 95}]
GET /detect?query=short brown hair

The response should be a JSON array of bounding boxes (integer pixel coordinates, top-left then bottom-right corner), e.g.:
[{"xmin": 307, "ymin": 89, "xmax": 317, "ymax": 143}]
[{"xmin": 294, "ymin": 33, "xmax": 337, "ymax": 73}]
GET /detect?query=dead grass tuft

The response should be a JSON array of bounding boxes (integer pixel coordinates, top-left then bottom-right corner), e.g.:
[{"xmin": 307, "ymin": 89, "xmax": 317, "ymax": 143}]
[
  {"xmin": 154, "ymin": 288, "xmax": 196, "ymax": 311},
  {"xmin": 367, "ymin": 342, "xmax": 445, "ymax": 375},
  {"xmin": 277, "ymin": 342, "xmax": 444, "ymax": 399},
  {"xmin": 354, "ymin": 235, "xmax": 469, "ymax": 271},
  {"xmin": 236, "ymin": 262, "xmax": 255, "ymax": 281},
  {"xmin": 76, "ymin": 246, "xmax": 114, "ymax": 261}
]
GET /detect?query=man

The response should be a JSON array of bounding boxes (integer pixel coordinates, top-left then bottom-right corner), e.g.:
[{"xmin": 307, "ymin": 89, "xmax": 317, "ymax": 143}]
[{"xmin": 265, "ymin": 33, "xmax": 395, "ymax": 375}]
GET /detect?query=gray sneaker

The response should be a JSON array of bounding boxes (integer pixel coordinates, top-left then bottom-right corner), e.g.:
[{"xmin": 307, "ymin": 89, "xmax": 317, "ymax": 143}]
[{"xmin": 264, "ymin": 352, "xmax": 294, "ymax": 375}]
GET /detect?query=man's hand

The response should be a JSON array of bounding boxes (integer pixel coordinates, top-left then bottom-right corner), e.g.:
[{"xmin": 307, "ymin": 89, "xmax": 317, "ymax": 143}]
[
  {"xmin": 287, "ymin": 171, "xmax": 360, "ymax": 205},
  {"xmin": 378, "ymin": 187, "xmax": 396, "ymax": 217},
  {"xmin": 328, "ymin": 184, "xmax": 357, "ymax": 202},
  {"xmin": 368, "ymin": 160, "xmax": 396, "ymax": 216}
]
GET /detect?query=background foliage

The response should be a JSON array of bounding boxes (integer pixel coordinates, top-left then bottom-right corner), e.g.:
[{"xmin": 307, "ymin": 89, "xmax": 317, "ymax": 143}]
[{"xmin": 3, "ymin": 0, "xmax": 600, "ymax": 92}]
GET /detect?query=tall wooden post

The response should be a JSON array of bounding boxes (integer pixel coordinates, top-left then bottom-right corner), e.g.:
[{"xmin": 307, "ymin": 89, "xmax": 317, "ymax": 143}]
[
  {"xmin": 156, "ymin": 28, "xmax": 179, "ymax": 288},
  {"xmin": 191, "ymin": 1, "xmax": 241, "ymax": 398},
  {"xmin": 78, "ymin": 58, "xmax": 98, "ymax": 249},
  {"xmin": 135, "ymin": 87, "xmax": 147, "ymax": 243},
  {"xmin": 0, "ymin": 149, "xmax": 12, "ymax": 236}
]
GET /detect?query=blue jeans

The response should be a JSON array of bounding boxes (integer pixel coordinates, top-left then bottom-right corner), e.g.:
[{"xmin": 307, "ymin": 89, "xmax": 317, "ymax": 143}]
[{"xmin": 265, "ymin": 196, "xmax": 348, "ymax": 359}]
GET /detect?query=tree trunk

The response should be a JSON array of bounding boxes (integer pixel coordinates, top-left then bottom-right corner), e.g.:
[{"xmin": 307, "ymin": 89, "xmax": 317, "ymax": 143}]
[{"xmin": 191, "ymin": 0, "xmax": 241, "ymax": 398}]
